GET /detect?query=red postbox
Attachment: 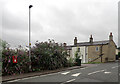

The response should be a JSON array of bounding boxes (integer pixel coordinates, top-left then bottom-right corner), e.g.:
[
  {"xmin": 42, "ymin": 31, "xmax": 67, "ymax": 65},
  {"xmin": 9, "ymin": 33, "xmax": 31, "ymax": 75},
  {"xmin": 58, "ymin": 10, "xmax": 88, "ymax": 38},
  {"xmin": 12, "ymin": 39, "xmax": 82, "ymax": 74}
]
[{"xmin": 12, "ymin": 56, "xmax": 17, "ymax": 63}]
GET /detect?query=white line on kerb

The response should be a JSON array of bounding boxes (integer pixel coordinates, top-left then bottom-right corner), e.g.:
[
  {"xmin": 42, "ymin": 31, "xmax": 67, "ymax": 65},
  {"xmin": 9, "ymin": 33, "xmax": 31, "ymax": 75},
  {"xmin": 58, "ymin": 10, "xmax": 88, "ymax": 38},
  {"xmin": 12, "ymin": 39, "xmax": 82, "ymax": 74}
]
[
  {"xmin": 7, "ymin": 72, "xmax": 61, "ymax": 82},
  {"xmin": 8, "ymin": 79, "xmax": 21, "ymax": 82},
  {"xmin": 66, "ymin": 79, "xmax": 75, "ymax": 82},
  {"xmin": 88, "ymin": 70, "xmax": 105, "ymax": 75},
  {"xmin": 8, "ymin": 76, "xmax": 40, "ymax": 82}
]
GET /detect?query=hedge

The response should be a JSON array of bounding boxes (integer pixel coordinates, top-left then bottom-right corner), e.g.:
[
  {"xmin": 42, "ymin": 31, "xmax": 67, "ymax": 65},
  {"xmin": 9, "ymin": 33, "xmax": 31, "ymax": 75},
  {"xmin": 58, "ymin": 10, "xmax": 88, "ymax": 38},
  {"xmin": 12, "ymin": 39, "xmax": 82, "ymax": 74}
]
[{"xmin": 2, "ymin": 39, "xmax": 69, "ymax": 76}]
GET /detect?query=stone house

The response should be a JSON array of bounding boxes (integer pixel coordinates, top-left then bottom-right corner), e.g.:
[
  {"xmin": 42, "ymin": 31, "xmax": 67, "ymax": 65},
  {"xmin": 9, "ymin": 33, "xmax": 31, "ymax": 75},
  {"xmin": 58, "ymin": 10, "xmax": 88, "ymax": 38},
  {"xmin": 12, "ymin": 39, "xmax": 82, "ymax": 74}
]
[{"xmin": 65, "ymin": 32, "xmax": 117, "ymax": 63}]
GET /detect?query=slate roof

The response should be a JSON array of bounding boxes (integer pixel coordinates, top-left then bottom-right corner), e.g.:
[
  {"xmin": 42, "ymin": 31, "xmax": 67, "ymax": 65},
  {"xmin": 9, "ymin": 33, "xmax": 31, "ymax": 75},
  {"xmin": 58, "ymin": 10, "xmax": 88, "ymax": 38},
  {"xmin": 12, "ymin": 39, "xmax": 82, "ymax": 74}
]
[
  {"xmin": 65, "ymin": 40, "xmax": 110, "ymax": 50},
  {"xmin": 77, "ymin": 40, "xmax": 109, "ymax": 46}
]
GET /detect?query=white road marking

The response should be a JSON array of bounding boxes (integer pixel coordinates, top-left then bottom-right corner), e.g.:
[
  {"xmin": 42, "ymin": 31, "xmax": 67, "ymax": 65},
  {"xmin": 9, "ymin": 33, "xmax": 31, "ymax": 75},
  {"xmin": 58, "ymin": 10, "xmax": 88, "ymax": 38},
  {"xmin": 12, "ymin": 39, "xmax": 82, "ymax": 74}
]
[
  {"xmin": 104, "ymin": 72, "xmax": 111, "ymax": 74},
  {"xmin": 112, "ymin": 66, "xmax": 118, "ymax": 69},
  {"xmin": 101, "ymin": 70, "xmax": 105, "ymax": 72},
  {"xmin": 66, "ymin": 79, "xmax": 75, "ymax": 82},
  {"xmin": 71, "ymin": 73, "xmax": 81, "ymax": 77},
  {"xmin": 88, "ymin": 70, "xmax": 105, "ymax": 75},
  {"xmin": 61, "ymin": 71, "xmax": 70, "ymax": 75}
]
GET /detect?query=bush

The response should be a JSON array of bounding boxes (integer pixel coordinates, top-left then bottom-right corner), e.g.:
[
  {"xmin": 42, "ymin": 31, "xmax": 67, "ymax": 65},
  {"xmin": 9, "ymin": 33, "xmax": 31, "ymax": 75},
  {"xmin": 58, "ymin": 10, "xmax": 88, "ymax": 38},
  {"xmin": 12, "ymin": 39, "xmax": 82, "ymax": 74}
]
[
  {"xmin": 2, "ymin": 48, "xmax": 30, "ymax": 76},
  {"xmin": 31, "ymin": 40, "xmax": 68, "ymax": 70},
  {"xmin": 2, "ymin": 39, "xmax": 69, "ymax": 76},
  {"xmin": 67, "ymin": 58, "xmax": 74, "ymax": 67},
  {"xmin": 74, "ymin": 48, "xmax": 81, "ymax": 66}
]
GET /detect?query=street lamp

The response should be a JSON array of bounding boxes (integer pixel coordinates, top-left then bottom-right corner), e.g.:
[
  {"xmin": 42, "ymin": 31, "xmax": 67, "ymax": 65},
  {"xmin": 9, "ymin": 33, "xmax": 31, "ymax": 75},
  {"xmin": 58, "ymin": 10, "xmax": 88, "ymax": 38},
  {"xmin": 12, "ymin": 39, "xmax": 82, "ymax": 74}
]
[{"xmin": 29, "ymin": 5, "xmax": 33, "ymax": 70}]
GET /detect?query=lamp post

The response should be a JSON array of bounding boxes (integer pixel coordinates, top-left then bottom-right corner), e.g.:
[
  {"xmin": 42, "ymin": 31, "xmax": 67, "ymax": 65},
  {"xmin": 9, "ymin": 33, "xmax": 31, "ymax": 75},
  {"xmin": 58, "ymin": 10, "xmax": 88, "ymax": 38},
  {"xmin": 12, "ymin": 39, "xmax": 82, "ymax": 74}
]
[{"xmin": 29, "ymin": 5, "xmax": 33, "ymax": 70}]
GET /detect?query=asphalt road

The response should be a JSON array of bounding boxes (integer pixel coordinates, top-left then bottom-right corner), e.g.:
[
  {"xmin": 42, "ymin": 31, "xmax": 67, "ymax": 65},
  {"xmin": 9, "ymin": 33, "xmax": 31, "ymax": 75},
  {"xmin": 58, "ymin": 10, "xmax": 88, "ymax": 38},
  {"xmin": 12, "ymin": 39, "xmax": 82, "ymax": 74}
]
[{"xmin": 4, "ymin": 62, "xmax": 119, "ymax": 84}]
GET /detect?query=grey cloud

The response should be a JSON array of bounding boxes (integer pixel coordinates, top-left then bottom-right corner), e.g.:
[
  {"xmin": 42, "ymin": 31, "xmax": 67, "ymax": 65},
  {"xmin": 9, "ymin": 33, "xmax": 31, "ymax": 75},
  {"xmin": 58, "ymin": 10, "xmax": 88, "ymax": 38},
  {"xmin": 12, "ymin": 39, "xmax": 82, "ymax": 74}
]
[{"xmin": 1, "ymin": 0, "xmax": 119, "ymax": 48}]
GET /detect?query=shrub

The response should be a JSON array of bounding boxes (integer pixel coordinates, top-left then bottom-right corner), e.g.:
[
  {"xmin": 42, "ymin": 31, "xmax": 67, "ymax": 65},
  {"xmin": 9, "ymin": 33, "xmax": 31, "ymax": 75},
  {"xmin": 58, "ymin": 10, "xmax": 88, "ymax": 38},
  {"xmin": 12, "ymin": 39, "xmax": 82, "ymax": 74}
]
[
  {"xmin": 31, "ymin": 40, "xmax": 68, "ymax": 70},
  {"xmin": 2, "ymin": 48, "xmax": 30, "ymax": 76},
  {"xmin": 74, "ymin": 48, "xmax": 81, "ymax": 66},
  {"xmin": 67, "ymin": 57, "xmax": 74, "ymax": 67},
  {"xmin": 2, "ymin": 39, "xmax": 69, "ymax": 76}
]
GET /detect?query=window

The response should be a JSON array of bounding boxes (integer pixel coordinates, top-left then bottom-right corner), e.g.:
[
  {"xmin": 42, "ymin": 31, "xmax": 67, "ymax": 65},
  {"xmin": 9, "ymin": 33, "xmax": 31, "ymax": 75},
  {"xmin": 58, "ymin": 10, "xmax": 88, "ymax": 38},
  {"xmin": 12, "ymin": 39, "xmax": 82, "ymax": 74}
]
[
  {"xmin": 89, "ymin": 58, "xmax": 91, "ymax": 61},
  {"xmin": 96, "ymin": 47, "xmax": 99, "ymax": 51},
  {"xmin": 78, "ymin": 48, "xmax": 80, "ymax": 52}
]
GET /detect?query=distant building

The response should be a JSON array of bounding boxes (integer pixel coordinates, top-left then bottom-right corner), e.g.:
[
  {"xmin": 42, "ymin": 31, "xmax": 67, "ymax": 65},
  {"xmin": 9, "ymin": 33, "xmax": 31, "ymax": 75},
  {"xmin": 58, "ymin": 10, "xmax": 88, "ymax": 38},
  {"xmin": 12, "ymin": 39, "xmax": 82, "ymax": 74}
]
[
  {"xmin": 116, "ymin": 48, "xmax": 120, "ymax": 55},
  {"xmin": 65, "ymin": 32, "xmax": 117, "ymax": 63},
  {"xmin": 116, "ymin": 47, "xmax": 120, "ymax": 60}
]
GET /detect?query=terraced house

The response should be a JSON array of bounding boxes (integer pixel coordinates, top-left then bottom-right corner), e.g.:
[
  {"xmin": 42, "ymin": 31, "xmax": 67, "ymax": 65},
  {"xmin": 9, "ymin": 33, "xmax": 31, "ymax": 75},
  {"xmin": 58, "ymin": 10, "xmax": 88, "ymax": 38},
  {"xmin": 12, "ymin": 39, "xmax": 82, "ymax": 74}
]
[{"xmin": 65, "ymin": 32, "xmax": 117, "ymax": 63}]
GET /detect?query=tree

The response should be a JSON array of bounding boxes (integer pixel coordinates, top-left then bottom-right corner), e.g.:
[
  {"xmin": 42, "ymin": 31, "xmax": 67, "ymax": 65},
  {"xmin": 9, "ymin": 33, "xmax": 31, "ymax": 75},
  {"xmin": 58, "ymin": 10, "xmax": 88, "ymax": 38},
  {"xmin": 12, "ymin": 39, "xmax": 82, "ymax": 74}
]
[
  {"xmin": 0, "ymin": 39, "xmax": 10, "ymax": 50},
  {"xmin": 31, "ymin": 39, "xmax": 68, "ymax": 70},
  {"xmin": 2, "ymin": 39, "xmax": 69, "ymax": 76},
  {"xmin": 74, "ymin": 48, "xmax": 81, "ymax": 66},
  {"xmin": 75, "ymin": 48, "xmax": 81, "ymax": 60}
]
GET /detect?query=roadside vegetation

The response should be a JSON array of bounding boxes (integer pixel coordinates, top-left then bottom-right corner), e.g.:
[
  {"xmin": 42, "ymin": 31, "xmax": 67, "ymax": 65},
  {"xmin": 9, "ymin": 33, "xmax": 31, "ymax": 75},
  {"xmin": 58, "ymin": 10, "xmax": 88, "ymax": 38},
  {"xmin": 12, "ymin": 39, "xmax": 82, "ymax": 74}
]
[
  {"xmin": 1, "ymin": 39, "xmax": 75, "ymax": 76},
  {"xmin": 74, "ymin": 48, "xmax": 81, "ymax": 66}
]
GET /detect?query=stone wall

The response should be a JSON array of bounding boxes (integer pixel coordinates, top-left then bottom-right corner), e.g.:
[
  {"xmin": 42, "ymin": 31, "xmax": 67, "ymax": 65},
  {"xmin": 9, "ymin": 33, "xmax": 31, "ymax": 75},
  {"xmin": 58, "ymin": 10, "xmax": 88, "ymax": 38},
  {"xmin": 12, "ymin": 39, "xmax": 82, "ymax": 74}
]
[
  {"xmin": 107, "ymin": 41, "xmax": 116, "ymax": 62},
  {"xmin": 88, "ymin": 45, "xmax": 108, "ymax": 62}
]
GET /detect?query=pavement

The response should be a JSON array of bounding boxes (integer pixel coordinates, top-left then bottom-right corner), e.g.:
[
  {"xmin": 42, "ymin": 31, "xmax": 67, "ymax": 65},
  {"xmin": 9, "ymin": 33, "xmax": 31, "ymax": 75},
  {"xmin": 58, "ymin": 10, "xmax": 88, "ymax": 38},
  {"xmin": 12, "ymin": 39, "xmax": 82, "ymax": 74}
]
[{"xmin": 2, "ymin": 62, "xmax": 119, "ymax": 84}]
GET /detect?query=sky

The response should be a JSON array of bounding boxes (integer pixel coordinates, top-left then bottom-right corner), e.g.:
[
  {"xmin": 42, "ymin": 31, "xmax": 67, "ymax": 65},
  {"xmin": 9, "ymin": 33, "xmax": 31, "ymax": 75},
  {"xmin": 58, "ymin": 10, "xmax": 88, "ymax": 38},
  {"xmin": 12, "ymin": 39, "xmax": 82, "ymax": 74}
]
[{"xmin": 1, "ymin": 0, "xmax": 119, "ymax": 48}]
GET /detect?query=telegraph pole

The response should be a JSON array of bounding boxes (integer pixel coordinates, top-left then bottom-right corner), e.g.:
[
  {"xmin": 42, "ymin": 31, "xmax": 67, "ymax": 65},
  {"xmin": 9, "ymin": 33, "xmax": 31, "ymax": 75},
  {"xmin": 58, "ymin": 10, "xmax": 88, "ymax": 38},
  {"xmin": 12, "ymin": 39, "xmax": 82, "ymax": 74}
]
[{"xmin": 100, "ymin": 43, "xmax": 103, "ymax": 62}]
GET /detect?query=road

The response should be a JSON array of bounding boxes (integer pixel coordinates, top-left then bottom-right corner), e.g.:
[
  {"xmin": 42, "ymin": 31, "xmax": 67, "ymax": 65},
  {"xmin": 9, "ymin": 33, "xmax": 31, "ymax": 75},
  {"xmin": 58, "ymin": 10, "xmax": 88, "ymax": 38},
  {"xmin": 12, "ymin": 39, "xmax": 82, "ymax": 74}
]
[{"xmin": 4, "ymin": 62, "xmax": 119, "ymax": 84}]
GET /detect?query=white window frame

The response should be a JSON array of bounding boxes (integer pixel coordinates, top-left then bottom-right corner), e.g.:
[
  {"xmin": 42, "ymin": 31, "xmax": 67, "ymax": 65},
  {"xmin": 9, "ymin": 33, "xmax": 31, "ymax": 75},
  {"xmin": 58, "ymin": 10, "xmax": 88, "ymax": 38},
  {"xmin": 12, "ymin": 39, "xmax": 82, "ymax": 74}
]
[{"xmin": 78, "ymin": 48, "xmax": 80, "ymax": 52}]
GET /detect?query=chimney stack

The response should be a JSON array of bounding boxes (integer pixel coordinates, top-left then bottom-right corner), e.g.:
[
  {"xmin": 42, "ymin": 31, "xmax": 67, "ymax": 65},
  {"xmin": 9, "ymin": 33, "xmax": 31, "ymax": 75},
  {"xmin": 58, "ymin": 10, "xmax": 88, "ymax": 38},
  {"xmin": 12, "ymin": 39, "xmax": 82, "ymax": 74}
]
[
  {"xmin": 74, "ymin": 37, "xmax": 77, "ymax": 45},
  {"xmin": 109, "ymin": 32, "xmax": 113, "ymax": 41},
  {"xmin": 89, "ymin": 35, "xmax": 93, "ymax": 43},
  {"xmin": 63, "ymin": 43, "xmax": 67, "ymax": 47}
]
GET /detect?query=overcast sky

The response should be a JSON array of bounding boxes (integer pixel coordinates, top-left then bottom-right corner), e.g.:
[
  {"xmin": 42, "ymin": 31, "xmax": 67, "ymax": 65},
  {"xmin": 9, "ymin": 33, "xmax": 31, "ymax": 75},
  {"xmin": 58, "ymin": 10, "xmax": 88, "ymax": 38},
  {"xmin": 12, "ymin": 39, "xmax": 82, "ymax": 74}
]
[{"xmin": 1, "ymin": 0, "xmax": 119, "ymax": 48}]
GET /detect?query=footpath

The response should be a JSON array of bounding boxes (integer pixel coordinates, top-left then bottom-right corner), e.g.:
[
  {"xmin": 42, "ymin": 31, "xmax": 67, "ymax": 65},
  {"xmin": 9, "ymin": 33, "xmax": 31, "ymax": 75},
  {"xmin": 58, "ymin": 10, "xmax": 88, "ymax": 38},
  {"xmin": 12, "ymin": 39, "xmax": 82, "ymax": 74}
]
[{"xmin": 2, "ymin": 64, "xmax": 95, "ymax": 82}]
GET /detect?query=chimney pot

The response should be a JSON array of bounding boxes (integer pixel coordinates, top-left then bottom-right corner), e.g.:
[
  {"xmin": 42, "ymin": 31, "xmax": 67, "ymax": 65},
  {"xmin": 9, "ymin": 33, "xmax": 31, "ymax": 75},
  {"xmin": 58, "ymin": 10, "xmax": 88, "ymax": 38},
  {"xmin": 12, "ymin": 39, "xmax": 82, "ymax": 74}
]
[
  {"xmin": 89, "ymin": 35, "xmax": 93, "ymax": 43},
  {"xmin": 109, "ymin": 32, "xmax": 113, "ymax": 41},
  {"xmin": 63, "ymin": 43, "xmax": 67, "ymax": 47},
  {"xmin": 74, "ymin": 37, "xmax": 77, "ymax": 45}
]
